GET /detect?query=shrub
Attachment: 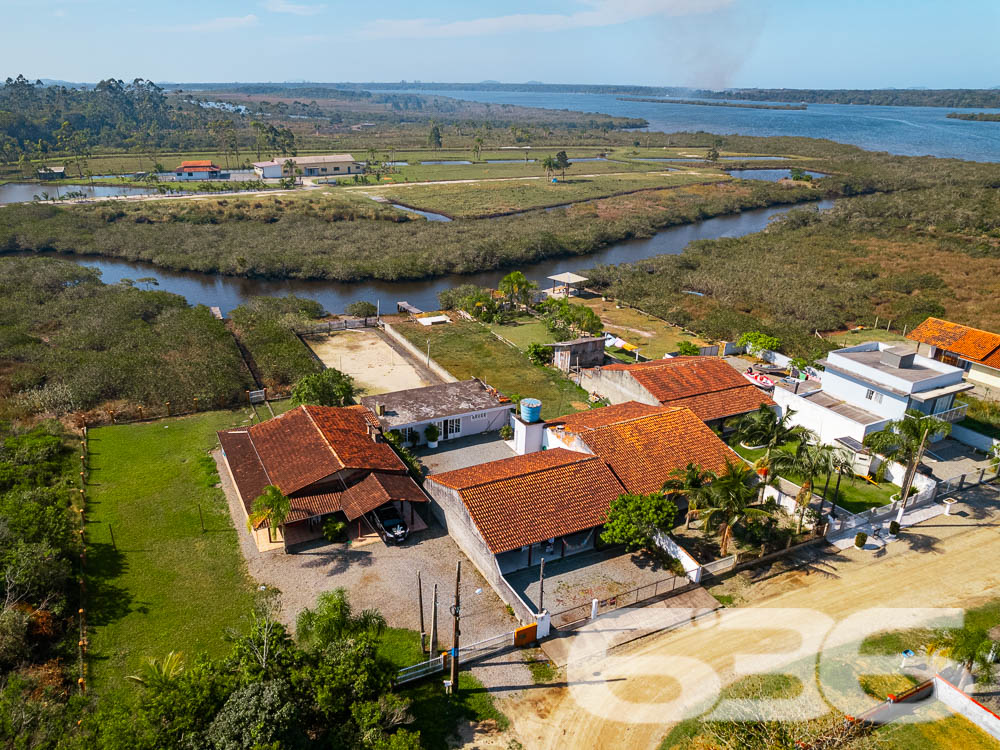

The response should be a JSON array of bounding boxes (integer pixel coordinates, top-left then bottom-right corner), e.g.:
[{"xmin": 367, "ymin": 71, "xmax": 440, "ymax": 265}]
[
  {"xmin": 738, "ymin": 331, "xmax": 782, "ymax": 355},
  {"xmin": 499, "ymin": 424, "xmax": 513, "ymax": 440},
  {"xmin": 423, "ymin": 423, "xmax": 439, "ymax": 443},
  {"xmin": 676, "ymin": 341, "xmax": 701, "ymax": 356},
  {"xmin": 323, "ymin": 518, "xmax": 348, "ymax": 543},
  {"xmin": 888, "ymin": 520, "xmax": 900, "ymax": 536},
  {"xmin": 526, "ymin": 342, "xmax": 553, "ymax": 365},
  {"xmin": 291, "ymin": 368, "xmax": 356, "ymax": 407},
  {"xmin": 855, "ymin": 532, "xmax": 868, "ymax": 549},
  {"xmin": 345, "ymin": 301, "xmax": 377, "ymax": 318}
]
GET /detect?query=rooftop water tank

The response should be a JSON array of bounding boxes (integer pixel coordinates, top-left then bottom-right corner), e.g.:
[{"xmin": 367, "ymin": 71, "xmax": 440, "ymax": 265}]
[{"xmin": 520, "ymin": 398, "xmax": 542, "ymax": 423}]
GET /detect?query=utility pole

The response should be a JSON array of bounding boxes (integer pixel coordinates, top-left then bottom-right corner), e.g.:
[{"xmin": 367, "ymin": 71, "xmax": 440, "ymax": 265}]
[
  {"xmin": 426, "ymin": 339, "xmax": 431, "ymax": 367},
  {"xmin": 449, "ymin": 561, "xmax": 461, "ymax": 690},
  {"xmin": 430, "ymin": 584, "xmax": 439, "ymax": 654},
  {"xmin": 538, "ymin": 558, "xmax": 546, "ymax": 613},
  {"xmin": 417, "ymin": 571, "xmax": 425, "ymax": 651}
]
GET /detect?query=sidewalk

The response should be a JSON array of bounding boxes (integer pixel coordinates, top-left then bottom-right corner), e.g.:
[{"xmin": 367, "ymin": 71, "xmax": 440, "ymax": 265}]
[{"xmin": 827, "ymin": 500, "xmax": 946, "ymax": 551}]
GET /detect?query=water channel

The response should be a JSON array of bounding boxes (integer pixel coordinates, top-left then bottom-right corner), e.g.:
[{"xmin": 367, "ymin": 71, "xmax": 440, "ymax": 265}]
[{"xmin": 28, "ymin": 199, "xmax": 834, "ymax": 315}]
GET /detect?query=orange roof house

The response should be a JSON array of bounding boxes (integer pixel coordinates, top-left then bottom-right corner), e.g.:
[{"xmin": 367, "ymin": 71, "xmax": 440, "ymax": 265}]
[
  {"xmin": 544, "ymin": 402, "xmax": 740, "ymax": 495},
  {"xmin": 174, "ymin": 160, "xmax": 221, "ymax": 178},
  {"xmin": 579, "ymin": 356, "xmax": 774, "ymax": 425},
  {"xmin": 907, "ymin": 317, "xmax": 1000, "ymax": 375},
  {"xmin": 218, "ymin": 405, "xmax": 425, "ymax": 551}
]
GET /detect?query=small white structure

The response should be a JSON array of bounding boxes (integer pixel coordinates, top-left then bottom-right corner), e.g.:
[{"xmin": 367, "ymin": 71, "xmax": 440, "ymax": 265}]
[
  {"xmin": 254, "ymin": 154, "xmax": 365, "ymax": 179},
  {"xmin": 773, "ymin": 341, "xmax": 972, "ymax": 445},
  {"xmin": 252, "ymin": 160, "xmax": 283, "ymax": 179},
  {"xmin": 173, "ymin": 160, "xmax": 221, "ymax": 180},
  {"xmin": 547, "ymin": 271, "xmax": 588, "ymax": 298}
]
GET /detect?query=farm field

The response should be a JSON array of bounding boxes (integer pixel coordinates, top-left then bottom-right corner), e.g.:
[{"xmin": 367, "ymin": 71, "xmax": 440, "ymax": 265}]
[
  {"xmin": 388, "ymin": 316, "xmax": 589, "ymax": 419},
  {"xmin": 369, "ymin": 170, "xmax": 725, "ymax": 217},
  {"xmin": 85, "ymin": 410, "xmax": 257, "ymax": 692}
]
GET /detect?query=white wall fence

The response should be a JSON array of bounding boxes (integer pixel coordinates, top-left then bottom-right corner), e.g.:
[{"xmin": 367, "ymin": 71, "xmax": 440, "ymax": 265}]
[
  {"xmin": 933, "ymin": 675, "xmax": 1000, "ymax": 740},
  {"xmin": 653, "ymin": 530, "xmax": 703, "ymax": 582},
  {"xmin": 382, "ymin": 322, "xmax": 459, "ymax": 384},
  {"xmin": 951, "ymin": 423, "xmax": 1000, "ymax": 453}
]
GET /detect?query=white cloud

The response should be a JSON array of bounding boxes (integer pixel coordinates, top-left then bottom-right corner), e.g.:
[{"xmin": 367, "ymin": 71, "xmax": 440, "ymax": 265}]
[
  {"xmin": 363, "ymin": 0, "xmax": 736, "ymax": 39},
  {"xmin": 262, "ymin": 0, "xmax": 326, "ymax": 16},
  {"xmin": 184, "ymin": 14, "xmax": 260, "ymax": 33}
]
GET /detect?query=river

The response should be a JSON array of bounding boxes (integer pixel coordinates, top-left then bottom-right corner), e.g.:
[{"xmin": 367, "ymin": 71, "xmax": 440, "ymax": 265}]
[
  {"xmin": 0, "ymin": 182, "xmax": 155, "ymax": 204},
  {"xmin": 33, "ymin": 199, "xmax": 834, "ymax": 315},
  {"xmin": 384, "ymin": 90, "xmax": 1000, "ymax": 163}
]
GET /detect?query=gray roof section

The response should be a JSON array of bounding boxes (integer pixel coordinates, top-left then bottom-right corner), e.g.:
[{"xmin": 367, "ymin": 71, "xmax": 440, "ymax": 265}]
[
  {"xmin": 827, "ymin": 349, "xmax": 939, "ymax": 384},
  {"xmin": 361, "ymin": 379, "xmax": 508, "ymax": 428},
  {"xmin": 552, "ymin": 337, "xmax": 605, "ymax": 348},
  {"xmin": 806, "ymin": 391, "xmax": 884, "ymax": 425}
]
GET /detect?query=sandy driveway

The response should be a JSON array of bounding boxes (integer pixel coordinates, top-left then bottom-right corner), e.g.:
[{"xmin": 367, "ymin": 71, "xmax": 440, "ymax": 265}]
[
  {"xmin": 500, "ymin": 484, "xmax": 1000, "ymax": 750},
  {"xmin": 303, "ymin": 329, "xmax": 437, "ymax": 395}
]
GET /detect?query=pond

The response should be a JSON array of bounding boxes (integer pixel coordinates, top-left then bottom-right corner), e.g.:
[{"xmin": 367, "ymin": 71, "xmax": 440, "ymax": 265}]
[
  {"xmin": 0, "ymin": 182, "xmax": 156, "ymax": 204},
  {"xmin": 20, "ymin": 199, "xmax": 834, "ymax": 315},
  {"xmin": 420, "ymin": 160, "xmax": 472, "ymax": 165},
  {"xmin": 486, "ymin": 159, "xmax": 537, "ymax": 163},
  {"xmin": 726, "ymin": 169, "xmax": 827, "ymax": 182}
]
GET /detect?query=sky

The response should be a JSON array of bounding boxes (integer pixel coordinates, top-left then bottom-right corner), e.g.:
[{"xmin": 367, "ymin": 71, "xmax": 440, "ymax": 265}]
[{"xmin": 2, "ymin": 0, "xmax": 999, "ymax": 89}]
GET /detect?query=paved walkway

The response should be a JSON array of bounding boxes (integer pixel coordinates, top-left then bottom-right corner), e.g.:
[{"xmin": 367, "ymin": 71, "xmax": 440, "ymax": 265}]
[{"xmin": 827, "ymin": 499, "xmax": 946, "ymax": 550}]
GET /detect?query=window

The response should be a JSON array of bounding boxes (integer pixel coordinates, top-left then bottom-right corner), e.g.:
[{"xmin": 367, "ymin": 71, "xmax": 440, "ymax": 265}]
[
  {"xmin": 865, "ymin": 389, "xmax": 883, "ymax": 404},
  {"xmin": 334, "ymin": 166, "xmax": 341, "ymax": 171},
  {"xmin": 321, "ymin": 167, "xmax": 327, "ymax": 172},
  {"xmin": 447, "ymin": 418, "xmax": 461, "ymax": 436},
  {"xmin": 470, "ymin": 412, "xmax": 486, "ymax": 421}
]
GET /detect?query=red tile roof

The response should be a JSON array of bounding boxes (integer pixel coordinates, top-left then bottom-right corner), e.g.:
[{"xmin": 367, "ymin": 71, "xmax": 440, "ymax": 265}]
[
  {"xmin": 175, "ymin": 160, "xmax": 220, "ymax": 172},
  {"xmin": 559, "ymin": 406, "xmax": 738, "ymax": 495},
  {"xmin": 218, "ymin": 405, "xmax": 405, "ymax": 500},
  {"xmin": 545, "ymin": 401, "xmax": 668, "ymax": 431},
  {"xmin": 426, "ymin": 448, "xmax": 626, "ymax": 554},
  {"xmin": 600, "ymin": 357, "xmax": 774, "ymax": 421},
  {"xmin": 907, "ymin": 317, "xmax": 1000, "ymax": 369},
  {"xmin": 285, "ymin": 471, "xmax": 426, "ymax": 524}
]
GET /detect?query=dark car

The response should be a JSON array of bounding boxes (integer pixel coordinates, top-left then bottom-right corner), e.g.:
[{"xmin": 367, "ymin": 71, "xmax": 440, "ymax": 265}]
[{"xmin": 368, "ymin": 504, "xmax": 409, "ymax": 544}]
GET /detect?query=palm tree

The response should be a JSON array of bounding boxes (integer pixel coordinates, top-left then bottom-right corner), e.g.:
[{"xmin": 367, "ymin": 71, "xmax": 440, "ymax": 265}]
[
  {"xmin": 864, "ymin": 409, "xmax": 951, "ymax": 515},
  {"xmin": 127, "ymin": 651, "xmax": 185, "ymax": 689},
  {"xmin": 296, "ymin": 588, "xmax": 386, "ymax": 651},
  {"xmin": 282, "ymin": 158, "xmax": 296, "ymax": 182},
  {"xmin": 733, "ymin": 405, "xmax": 815, "ymax": 500},
  {"xmin": 472, "ymin": 136, "xmax": 484, "ymax": 161},
  {"xmin": 769, "ymin": 442, "xmax": 837, "ymax": 534},
  {"xmin": 699, "ymin": 458, "xmax": 771, "ymax": 556},
  {"xmin": 497, "ymin": 270, "xmax": 537, "ymax": 310},
  {"xmin": 819, "ymin": 448, "xmax": 857, "ymax": 520},
  {"xmin": 541, "ymin": 155, "xmax": 559, "ymax": 181},
  {"xmin": 925, "ymin": 627, "xmax": 997, "ymax": 687},
  {"xmin": 247, "ymin": 485, "xmax": 291, "ymax": 543},
  {"xmin": 662, "ymin": 462, "xmax": 715, "ymax": 530}
]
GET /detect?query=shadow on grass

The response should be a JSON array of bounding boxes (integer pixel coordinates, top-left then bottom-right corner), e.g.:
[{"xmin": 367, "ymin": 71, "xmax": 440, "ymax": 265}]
[{"xmin": 85, "ymin": 540, "xmax": 136, "ymax": 626}]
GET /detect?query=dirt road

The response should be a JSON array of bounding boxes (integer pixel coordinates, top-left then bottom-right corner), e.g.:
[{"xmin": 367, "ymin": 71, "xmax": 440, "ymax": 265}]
[{"xmin": 499, "ymin": 486, "xmax": 1000, "ymax": 749}]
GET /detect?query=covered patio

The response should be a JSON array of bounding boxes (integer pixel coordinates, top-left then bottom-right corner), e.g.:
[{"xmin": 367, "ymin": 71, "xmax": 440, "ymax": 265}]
[{"xmin": 546, "ymin": 271, "xmax": 588, "ymax": 298}]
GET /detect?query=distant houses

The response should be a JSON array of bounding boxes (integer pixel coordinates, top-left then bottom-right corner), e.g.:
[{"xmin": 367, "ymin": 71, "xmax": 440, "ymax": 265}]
[
  {"xmin": 907, "ymin": 317, "xmax": 1000, "ymax": 396},
  {"xmin": 253, "ymin": 154, "xmax": 365, "ymax": 179},
  {"xmin": 37, "ymin": 165, "xmax": 66, "ymax": 180}
]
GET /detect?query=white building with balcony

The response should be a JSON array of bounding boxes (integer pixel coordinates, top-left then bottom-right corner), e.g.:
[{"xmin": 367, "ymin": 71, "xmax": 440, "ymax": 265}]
[{"xmin": 772, "ymin": 342, "xmax": 972, "ymax": 447}]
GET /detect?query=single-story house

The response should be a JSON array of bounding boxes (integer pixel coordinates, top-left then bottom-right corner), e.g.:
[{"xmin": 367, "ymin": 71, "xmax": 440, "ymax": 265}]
[
  {"xmin": 361, "ymin": 379, "xmax": 512, "ymax": 446},
  {"xmin": 424, "ymin": 448, "xmax": 627, "ymax": 582},
  {"xmin": 551, "ymin": 337, "xmax": 606, "ymax": 371},
  {"xmin": 578, "ymin": 356, "xmax": 775, "ymax": 428},
  {"xmin": 37, "ymin": 166, "xmax": 66, "ymax": 179},
  {"xmin": 254, "ymin": 154, "xmax": 365, "ymax": 179},
  {"xmin": 539, "ymin": 401, "xmax": 740, "ymax": 494},
  {"xmin": 906, "ymin": 317, "xmax": 1000, "ymax": 396},
  {"xmin": 217, "ymin": 404, "xmax": 426, "ymax": 552},
  {"xmin": 174, "ymin": 160, "xmax": 221, "ymax": 180}
]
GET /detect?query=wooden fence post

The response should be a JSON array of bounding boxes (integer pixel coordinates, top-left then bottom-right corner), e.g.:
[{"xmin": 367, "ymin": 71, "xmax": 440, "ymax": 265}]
[
  {"xmin": 166, "ymin": 400, "xmax": 171, "ymax": 416},
  {"xmin": 198, "ymin": 504, "xmax": 205, "ymax": 533}
]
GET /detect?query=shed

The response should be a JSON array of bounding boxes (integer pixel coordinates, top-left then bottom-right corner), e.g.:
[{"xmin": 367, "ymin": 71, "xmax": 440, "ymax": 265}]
[
  {"xmin": 551, "ymin": 337, "xmax": 606, "ymax": 371},
  {"xmin": 37, "ymin": 166, "xmax": 66, "ymax": 180}
]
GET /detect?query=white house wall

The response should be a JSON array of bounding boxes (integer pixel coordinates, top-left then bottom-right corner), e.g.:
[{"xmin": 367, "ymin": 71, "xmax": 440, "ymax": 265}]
[
  {"xmin": 969, "ymin": 362, "xmax": 1000, "ymax": 391},
  {"xmin": 773, "ymin": 386, "xmax": 890, "ymax": 445},
  {"xmin": 822, "ymin": 369, "xmax": 910, "ymax": 421},
  {"xmin": 578, "ymin": 368, "xmax": 659, "ymax": 406}
]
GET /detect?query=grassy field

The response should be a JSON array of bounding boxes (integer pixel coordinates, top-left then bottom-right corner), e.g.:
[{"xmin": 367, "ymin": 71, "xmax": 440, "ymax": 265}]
[
  {"xmin": 572, "ymin": 298, "xmax": 708, "ymax": 357},
  {"xmin": 85, "ymin": 409, "xmax": 258, "ymax": 692},
  {"xmin": 390, "ymin": 317, "xmax": 589, "ymax": 419},
  {"xmin": 731, "ymin": 441, "xmax": 899, "ymax": 514},
  {"xmin": 824, "ymin": 328, "xmax": 912, "ymax": 348},
  {"xmin": 369, "ymin": 171, "xmax": 725, "ymax": 217},
  {"xmin": 486, "ymin": 315, "xmax": 562, "ymax": 349}
]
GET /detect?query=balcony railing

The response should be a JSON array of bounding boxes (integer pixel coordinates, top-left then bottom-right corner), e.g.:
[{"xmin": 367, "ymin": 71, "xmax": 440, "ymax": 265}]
[{"xmin": 931, "ymin": 404, "xmax": 968, "ymax": 423}]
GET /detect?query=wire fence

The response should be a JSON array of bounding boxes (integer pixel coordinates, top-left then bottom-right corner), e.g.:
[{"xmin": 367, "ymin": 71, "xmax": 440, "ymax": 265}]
[{"xmin": 76, "ymin": 427, "xmax": 90, "ymax": 694}]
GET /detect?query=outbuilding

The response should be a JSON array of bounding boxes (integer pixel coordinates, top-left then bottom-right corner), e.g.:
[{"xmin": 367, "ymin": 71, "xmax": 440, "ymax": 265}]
[{"xmin": 174, "ymin": 160, "xmax": 221, "ymax": 180}]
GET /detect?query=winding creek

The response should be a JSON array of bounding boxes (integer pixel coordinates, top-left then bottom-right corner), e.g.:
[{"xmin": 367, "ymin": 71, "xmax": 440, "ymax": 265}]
[{"xmin": 23, "ymin": 198, "xmax": 834, "ymax": 315}]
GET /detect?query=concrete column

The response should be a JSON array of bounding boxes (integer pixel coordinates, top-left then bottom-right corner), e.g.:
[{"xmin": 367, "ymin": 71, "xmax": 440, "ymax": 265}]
[
  {"xmin": 590, "ymin": 599, "xmax": 599, "ymax": 620},
  {"xmin": 535, "ymin": 611, "xmax": 551, "ymax": 640}
]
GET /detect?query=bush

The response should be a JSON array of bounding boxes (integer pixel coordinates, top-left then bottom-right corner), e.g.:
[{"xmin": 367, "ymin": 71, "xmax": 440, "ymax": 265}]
[
  {"xmin": 676, "ymin": 341, "xmax": 701, "ymax": 356},
  {"xmin": 499, "ymin": 424, "xmax": 513, "ymax": 440},
  {"xmin": 345, "ymin": 301, "xmax": 377, "ymax": 318},
  {"xmin": 738, "ymin": 331, "xmax": 782, "ymax": 355},
  {"xmin": 888, "ymin": 520, "xmax": 900, "ymax": 536},
  {"xmin": 526, "ymin": 342, "xmax": 553, "ymax": 365},
  {"xmin": 323, "ymin": 518, "xmax": 348, "ymax": 543},
  {"xmin": 291, "ymin": 368, "xmax": 356, "ymax": 407},
  {"xmin": 423, "ymin": 423, "xmax": 439, "ymax": 443},
  {"xmin": 855, "ymin": 532, "xmax": 868, "ymax": 549}
]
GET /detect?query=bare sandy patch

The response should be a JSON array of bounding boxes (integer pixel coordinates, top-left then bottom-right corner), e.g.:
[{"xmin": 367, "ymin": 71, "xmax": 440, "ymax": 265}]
[{"xmin": 303, "ymin": 329, "xmax": 432, "ymax": 395}]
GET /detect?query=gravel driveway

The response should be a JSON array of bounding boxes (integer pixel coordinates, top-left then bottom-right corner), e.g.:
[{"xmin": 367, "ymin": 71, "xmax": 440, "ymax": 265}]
[{"xmin": 215, "ymin": 449, "xmax": 531, "ymax": 689}]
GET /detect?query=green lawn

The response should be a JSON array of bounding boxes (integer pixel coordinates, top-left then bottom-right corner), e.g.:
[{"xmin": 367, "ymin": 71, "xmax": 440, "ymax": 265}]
[
  {"xmin": 957, "ymin": 394, "xmax": 1000, "ymax": 440},
  {"xmin": 370, "ymin": 171, "xmax": 725, "ymax": 218},
  {"xmin": 85, "ymin": 409, "xmax": 258, "ymax": 692},
  {"xmin": 572, "ymin": 298, "xmax": 708, "ymax": 358},
  {"xmin": 730, "ymin": 441, "xmax": 899, "ymax": 514},
  {"xmin": 391, "ymin": 318, "xmax": 589, "ymax": 420},
  {"xmin": 825, "ymin": 328, "xmax": 911, "ymax": 348},
  {"xmin": 487, "ymin": 315, "xmax": 561, "ymax": 350}
]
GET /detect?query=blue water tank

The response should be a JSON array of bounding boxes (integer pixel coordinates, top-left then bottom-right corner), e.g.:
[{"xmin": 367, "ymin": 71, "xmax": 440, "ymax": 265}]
[{"xmin": 520, "ymin": 398, "xmax": 542, "ymax": 423}]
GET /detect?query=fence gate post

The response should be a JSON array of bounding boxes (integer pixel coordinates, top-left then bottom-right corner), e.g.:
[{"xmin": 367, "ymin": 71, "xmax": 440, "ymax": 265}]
[{"xmin": 590, "ymin": 599, "xmax": 599, "ymax": 620}]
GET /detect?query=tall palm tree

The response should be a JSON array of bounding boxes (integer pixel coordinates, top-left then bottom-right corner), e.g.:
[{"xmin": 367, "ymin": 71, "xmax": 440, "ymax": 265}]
[
  {"xmin": 497, "ymin": 270, "xmax": 537, "ymax": 310},
  {"xmin": 820, "ymin": 448, "xmax": 857, "ymax": 519},
  {"xmin": 925, "ymin": 627, "xmax": 997, "ymax": 687},
  {"xmin": 296, "ymin": 588, "xmax": 387, "ymax": 651},
  {"xmin": 662, "ymin": 462, "xmax": 715, "ymax": 530},
  {"xmin": 247, "ymin": 485, "xmax": 291, "ymax": 543},
  {"xmin": 864, "ymin": 409, "xmax": 951, "ymax": 513},
  {"xmin": 733, "ymin": 405, "xmax": 815, "ymax": 500},
  {"xmin": 699, "ymin": 459, "xmax": 771, "ymax": 556},
  {"xmin": 770, "ymin": 442, "xmax": 836, "ymax": 534},
  {"xmin": 541, "ymin": 155, "xmax": 559, "ymax": 180}
]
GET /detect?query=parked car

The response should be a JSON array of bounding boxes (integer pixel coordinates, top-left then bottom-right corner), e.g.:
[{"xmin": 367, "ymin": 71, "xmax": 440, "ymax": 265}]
[{"xmin": 368, "ymin": 504, "xmax": 409, "ymax": 544}]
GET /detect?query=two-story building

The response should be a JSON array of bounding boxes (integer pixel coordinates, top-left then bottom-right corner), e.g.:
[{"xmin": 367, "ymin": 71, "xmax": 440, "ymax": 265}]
[
  {"xmin": 906, "ymin": 317, "xmax": 1000, "ymax": 397},
  {"xmin": 772, "ymin": 341, "xmax": 972, "ymax": 447}
]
